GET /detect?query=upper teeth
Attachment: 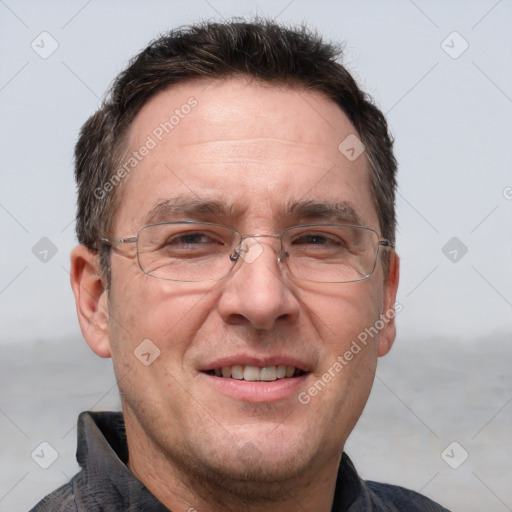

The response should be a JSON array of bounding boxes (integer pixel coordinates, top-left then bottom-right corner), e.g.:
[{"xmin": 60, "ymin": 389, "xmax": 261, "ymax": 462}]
[{"xmin": 215, "ymin": 365, "xmax": 297, "ymax": 381}]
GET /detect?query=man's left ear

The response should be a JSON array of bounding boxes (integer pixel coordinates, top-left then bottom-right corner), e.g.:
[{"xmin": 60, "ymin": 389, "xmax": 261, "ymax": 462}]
[{"xmin": 378, "ymin": 251, "xmax": 400, "ymax": 357}]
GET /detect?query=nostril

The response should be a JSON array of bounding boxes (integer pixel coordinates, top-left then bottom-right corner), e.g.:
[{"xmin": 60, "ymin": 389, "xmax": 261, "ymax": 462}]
[{"xmin": 276, "ymin": 313, "xmax": 290, "ymax": 323}]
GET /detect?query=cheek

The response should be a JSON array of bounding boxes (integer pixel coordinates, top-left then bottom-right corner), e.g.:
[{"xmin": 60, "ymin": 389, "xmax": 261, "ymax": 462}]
[
  {"xmin": 107, "ymin": 260, "xmax": 219, "ymax": 363},
  {"xmin": 303, "ymin": 279, "xmax": 384, "ymax": 353},
  {"xmin": 302, "ymin": 282, "xmax": 383, "ymax": 423},
  {"xmin": 105, "ymin": 272, "xmax": 220, "ymax": 418}
]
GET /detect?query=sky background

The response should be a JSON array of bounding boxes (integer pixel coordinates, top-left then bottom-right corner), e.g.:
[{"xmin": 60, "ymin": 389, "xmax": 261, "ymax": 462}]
[{"xmin": 1, "ymin": 0, "xmax": 511, "ymax": 345}]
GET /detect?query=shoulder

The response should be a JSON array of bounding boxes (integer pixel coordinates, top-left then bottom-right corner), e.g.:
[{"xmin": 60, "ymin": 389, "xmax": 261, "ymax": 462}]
[
  {"xmin": 28, "ymin": 481, "xmax": 77, "ymax": 512},
  {"xmin": 362, "ymin": 480, "xmax": 451, "ymax": 511}
]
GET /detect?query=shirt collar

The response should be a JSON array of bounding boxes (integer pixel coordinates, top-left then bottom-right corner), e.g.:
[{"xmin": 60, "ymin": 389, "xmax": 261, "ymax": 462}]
[{"xmin": 76, "ymin": 411, "xmax": 169, "ymax": 511}]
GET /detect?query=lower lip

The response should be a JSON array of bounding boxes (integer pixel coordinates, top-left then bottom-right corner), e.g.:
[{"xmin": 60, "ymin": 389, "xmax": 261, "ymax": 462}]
[{"xmin": 200, "ymin": 372, "xmax": 309, "ymax": 403}]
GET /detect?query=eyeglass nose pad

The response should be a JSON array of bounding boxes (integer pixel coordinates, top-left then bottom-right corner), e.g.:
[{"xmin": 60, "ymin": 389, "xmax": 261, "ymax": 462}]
[
  {"xmin": 278, "ymin": 250, "xmax": 289, "ymax": 263},
  {"xmin": 229, "ymin": 248, "xmax": 241, "ymax": 262},
  {"xmin": 230, "ymin": 245, "xmax": 288, "ymax": 264}
]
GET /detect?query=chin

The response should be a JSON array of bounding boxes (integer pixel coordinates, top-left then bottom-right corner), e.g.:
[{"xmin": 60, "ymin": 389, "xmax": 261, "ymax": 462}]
[
  {"xmin": 187, "ymin": 426, "xmax": 321, "ymax": 485},
  {"xmin": 185, "ymin": 444, "xmax": 316, "ymax": 503}
]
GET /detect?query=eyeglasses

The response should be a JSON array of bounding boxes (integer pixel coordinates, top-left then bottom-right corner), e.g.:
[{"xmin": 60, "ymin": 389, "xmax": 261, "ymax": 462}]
[{"xmin": 100, "ymin": 221, "xmax": 393, "ymax": 283}]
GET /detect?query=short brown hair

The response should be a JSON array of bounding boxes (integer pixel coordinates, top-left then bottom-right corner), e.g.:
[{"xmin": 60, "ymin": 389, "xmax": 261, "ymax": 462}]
[{"xmin": 74, "ymin": 19, "xmax": 397, "ymax": 282}]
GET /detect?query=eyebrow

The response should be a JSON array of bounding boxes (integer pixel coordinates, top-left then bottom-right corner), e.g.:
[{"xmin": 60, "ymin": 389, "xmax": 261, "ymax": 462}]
[
  {"xmin": 142, "ymin": 197, "xmax": 364, "ymax": 228},
  {"xmin": 143, "ymin": 196, "xmax": 235, "ymax": 225},
  {"xmin": 285, "ymin": 199, "xmax": 364, "ymax": 226}
]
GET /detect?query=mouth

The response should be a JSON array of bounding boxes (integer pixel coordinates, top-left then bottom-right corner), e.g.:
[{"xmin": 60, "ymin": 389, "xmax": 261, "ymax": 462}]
[
  {"xmin": 199, "ymin": 358, "xmax": 311, "ymax": 402},
  {"xmin": 204, "ymin": 365, "xmax": 308, "ymax": 381}
]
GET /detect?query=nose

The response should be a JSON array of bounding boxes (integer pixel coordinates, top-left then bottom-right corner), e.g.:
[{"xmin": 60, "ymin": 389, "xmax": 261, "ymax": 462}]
[{"xmin": 217, "ymin": 238, "xmax": 300, "ymax": 331}]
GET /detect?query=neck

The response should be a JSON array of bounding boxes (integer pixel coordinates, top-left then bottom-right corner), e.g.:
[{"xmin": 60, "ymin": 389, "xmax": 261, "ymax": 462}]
[{"xmin": 124, "ymin": 409, "xmax": 341, "ymax": 512}]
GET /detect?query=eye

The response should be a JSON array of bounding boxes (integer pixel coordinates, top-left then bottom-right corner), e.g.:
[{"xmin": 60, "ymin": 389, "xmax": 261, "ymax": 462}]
[
  {"xmin": 166, "ymin": 232, "xmax": 218, "ymax": 246},
  {"xmin": 160, "ymin": 231, "xmax": 229, "ymax": 255},
  {"xmin": 285, "ymin": 227, "xmax": 358, "ymax": 260},
  {"xmin": 291, "ymin": 232, "xmax": 346, "ymax": 248},
  {"xmin": 292, "ymin": 233, "xmax": 342, "ymax": 246}
]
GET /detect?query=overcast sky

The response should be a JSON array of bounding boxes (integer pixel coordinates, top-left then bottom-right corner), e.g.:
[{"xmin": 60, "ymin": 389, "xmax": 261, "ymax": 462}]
[{"xmin": 1, "ymin": 0, "xmax": 511, "ymax": 345}]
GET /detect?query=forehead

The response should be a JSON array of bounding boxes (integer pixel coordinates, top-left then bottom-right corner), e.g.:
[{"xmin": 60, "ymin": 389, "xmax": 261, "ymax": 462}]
[{"xmin": 113, "ymin": 77, "xmax": 376, "ymax": 232}]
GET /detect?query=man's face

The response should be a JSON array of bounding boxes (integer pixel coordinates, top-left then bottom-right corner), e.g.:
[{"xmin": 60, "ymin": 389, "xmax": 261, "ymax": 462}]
[{"xmin": 98, "ymin": 78, "xmax": 398, "ymax": 483}]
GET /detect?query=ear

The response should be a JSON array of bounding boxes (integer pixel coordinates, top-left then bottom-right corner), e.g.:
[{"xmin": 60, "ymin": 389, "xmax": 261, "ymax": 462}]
[
  {"xmin": 70, "ymin": 245, "xmax": 111, "ymax": 358},
  {"xmin": 377, "ymin": 251, "xmax": 400, "ymax": 357}
]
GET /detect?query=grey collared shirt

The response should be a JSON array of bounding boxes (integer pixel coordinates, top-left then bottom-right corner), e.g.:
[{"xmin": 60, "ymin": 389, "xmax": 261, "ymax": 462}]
[{"xmin": 29, "ymin": 411, "xmax": 450, "ymax": 511}]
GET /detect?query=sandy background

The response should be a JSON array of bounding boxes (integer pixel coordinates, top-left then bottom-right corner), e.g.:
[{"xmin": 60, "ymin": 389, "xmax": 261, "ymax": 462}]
[{"xmin": 1, "ymin": 335, "xmax": 510, "ymax": 512}]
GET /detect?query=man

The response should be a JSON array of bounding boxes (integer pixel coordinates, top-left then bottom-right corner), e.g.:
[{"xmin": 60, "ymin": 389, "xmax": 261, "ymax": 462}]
[{"xmin": 31, "ymin": 20, "xmax": 450, "ymax": 511}]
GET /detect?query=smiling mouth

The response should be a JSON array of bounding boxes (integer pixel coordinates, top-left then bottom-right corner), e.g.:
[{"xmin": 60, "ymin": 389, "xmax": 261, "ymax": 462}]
[{"xmin": 204, "ymin": 365, "xmax": 308, "ymax": 382}]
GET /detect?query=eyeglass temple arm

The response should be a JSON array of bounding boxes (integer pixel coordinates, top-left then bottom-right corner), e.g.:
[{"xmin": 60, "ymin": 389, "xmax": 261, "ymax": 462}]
[{"xmin": 100, "ymin": 236, "xmax": 137, "ymax": 244}]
